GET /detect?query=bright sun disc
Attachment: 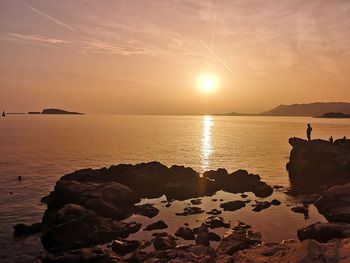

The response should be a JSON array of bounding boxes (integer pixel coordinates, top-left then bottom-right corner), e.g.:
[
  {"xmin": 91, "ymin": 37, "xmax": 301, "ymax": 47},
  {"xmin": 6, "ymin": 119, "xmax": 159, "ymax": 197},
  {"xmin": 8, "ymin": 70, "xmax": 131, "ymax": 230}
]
[{"xmin": 197, "ymin": 73, "xmax": 219, "ymax": 94}]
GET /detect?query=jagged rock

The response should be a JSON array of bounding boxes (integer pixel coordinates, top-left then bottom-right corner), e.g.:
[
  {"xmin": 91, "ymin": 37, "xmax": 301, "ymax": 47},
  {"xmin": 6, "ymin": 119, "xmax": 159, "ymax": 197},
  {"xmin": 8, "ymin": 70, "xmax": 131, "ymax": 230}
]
[
  {"xmin": 232, "ymin": 238, "xmax": 350, "ymax": 263},
  {"xmin": 287, "ymin": 137, "xmax": 350, "ymax": 193},
  {"xmin": 297, "ymin": 222, "xmax": 350, "ymax": 242},
  {"xmin": 144, "ymin": 220, "xmax": 168, "ymax": 231},
  {"xmin": 153, "ymin": 235, "xmax": 177, "ymax": 250},
  {"xmin": 217, "ymin": 223, "xmax": 262, "ymax": 256},
  {"xmin": 252, "ymin": 201, "xmax": 271, "ymax": 212},
  {"xmin": 316, "ymin": 182, "xmax": 350, "ymax": 223},
  {"xmin": 134, "ymin": 204, "xmax": 160, "ymax": 218},
  {"xmin": 175, "ymin": 227, "xmax": 195, "ymax": 240},
  {"xmin": 111, "ymin": 239, "xmax": 141, "ymax": 256},
  {"xmin": 220, "ymin": 201, "xmax": 246, "ymax": 211},
  {"xmin": 13, "ymin": 223, "xmax": 46, "ymax": 237},
  {"xmin": 205, "ymin": 216, "xmax": 230, "ymax": 229},
  {"xmin": 175, "ymin": 206, "xmax": 205, "ymax": 216}
]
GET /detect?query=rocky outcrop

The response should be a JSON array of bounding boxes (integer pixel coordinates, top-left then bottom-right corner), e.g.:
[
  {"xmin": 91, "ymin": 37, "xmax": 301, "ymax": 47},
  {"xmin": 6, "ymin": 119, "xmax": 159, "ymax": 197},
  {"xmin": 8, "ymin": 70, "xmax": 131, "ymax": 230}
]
[
  {"xmin": 231, "ymin": 238, "xmax": 350, "ymax": 263},
  {"xmin": 315, "ymin": 183, "xmax": 350, "ymax": 223},
  {"xmin": 297, "ymin": 222, "xmax": 350, "ymax": 243},
  {"xmin": 287, "ymin": 137, "xmax": 350, "ymax": 193}
]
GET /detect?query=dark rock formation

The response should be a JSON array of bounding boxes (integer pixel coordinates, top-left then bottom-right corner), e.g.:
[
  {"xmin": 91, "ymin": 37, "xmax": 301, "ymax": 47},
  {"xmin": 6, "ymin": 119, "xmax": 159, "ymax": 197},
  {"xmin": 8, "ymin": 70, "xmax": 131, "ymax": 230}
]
[
  {"xmin": 111, "ymin": 239, "xmax": 141, "ymax": 256},
  {"xmin": 316, "ymin": 183, "xmax": 350, "ymax": 223},
  {"xmin": 144, "ymin": 220, "xmax": 168, "ymax": 231},
  {"xmin": 175, "ymin": 227, "xmax": 195, "ymax": 240},
  {"xmin": 220, "ymin": 200, "xmax": 246, "ymax": 211},
  {"xmin": 252, "ymin": 201, "xmax": 271, "ymax": 212},
  {"xmin": 287, "ymin": 137, "xmax": 350, "ymax": 193},
  {"xmin": 13, "ymin": 223, "xmax": 46, "ymax": 237},
  {"xmin": 175, "ymin": 206, "xmax": 205, "ymax": 216},
  {"xmin": 153, "ymin": 235, "xmax": 177, "ymax": 250},
  {"xmin": 271, "ymin": 199, "xmax": 281, "ymax": 205},
  {"xmin": 41, "ymin": 108, "xmax": 84, "ymax": 115},
  {"xmin": 206, "ymin": 208, "xmax": 222, "ymax": 215},
  {"xmin": 297, "ymin": 222, "xmax": 350, "ymax": 242},
  {"xmin": 134, "ymin": 204, "xmax": 159, "ymax": 218},
  {"xmin": 317, "ymin": 112, "xmax": 350, "ymax": 118}
]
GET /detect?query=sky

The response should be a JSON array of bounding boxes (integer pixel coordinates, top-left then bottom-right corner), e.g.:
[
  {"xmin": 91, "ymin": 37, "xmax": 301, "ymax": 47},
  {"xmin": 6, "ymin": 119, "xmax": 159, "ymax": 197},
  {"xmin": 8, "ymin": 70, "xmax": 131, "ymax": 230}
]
[{"xmin": 1, "ymin": 0, "xmax": 350, "ymax": 114}]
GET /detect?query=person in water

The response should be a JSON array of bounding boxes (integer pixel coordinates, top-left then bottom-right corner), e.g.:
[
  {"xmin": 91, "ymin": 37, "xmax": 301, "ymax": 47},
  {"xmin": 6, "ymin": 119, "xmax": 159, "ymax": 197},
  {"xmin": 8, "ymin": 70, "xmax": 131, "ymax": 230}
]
[
  {"xmin": 329, "ymin": 136, "xmax": 334, "ymax": 143},
  {"xmin": 307, "ymin": 123, "xmax": 312, "ymax": 141}
]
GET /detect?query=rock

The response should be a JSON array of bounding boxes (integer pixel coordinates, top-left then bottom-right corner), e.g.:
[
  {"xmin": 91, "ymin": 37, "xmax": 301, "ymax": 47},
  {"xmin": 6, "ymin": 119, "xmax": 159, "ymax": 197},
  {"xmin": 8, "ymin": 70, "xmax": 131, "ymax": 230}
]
[
  {"xmin": 206, "ymin": 208, "xmax": 222, "ymax": 215},
  {"xmin": 152, "ymin": 232, "xmax": 169, "ymax": 237},
  {"xmin": 252, "ymin": 201, "xmax": 271, "ymax": 212},
  {"xmin": 297, "ymin": 222, "xmax": 350, "ymax": 242},
  {"xmin": 190, "ymin": 198, "xmax": 202, "ymax": 205},
  {"xmin": 205, "ymin": 216, "xmax": 230, "ymax": 229},
  {"xmin": 291, "ymin": 206, "xmax": 309, "ymax": 219},
  {"xmin": 233, "ymin": 221, "xmax": 251, "ymax": 230},
  {"xmin": 196, "ymin": 232, "xmax": 210, "ymax": 246},
  {"xmin": 273, "ymin": 185, "xmax": 284, "ymax": 189},
  {"xmin": 175, "ymin": 227, "xmax": 195, "ymax": 240},
  {"xmin": 193, "ymin": 224, "xmax": 209, "ymax": 235},
  {"xmin": 220, "ymin": 201, "xmax": 246, "ymax": 211},
  {"xmin": 271, "ymin": 199, "xmax": 281, "ymax": 205},
  {"xmin": 134, "ymin": 204, "xmax": 160, "ymax": 218},
  {"xmin": 13, "ymin": 223, "xmax": 45, "ymax": 237},
  {"xmin": 232, "ymin": 238, "xmax": 350, "ymax": 263},
  {"xmin": 208, "ymin": 232, "xmax": 221, "ymax": 242},
  {"xmin": 240, "ymin": 194, "xmax": 248, "ymax": 198},
  {"xmin": 316, "ymin": 182, "xmax": 350, "ymax": 223},
  {"xmin": 252, "ymin": 182, "xmax": 273, "ymax": 198},
  {"xmin": 153, "ymin": 235, "xmax": 177, "ymax": 250},
  {"xmin": 144, "ymin": 220, "xmax": 168, "ymax": 231},
  {"xmin": 287, "ymin": 137, "xmax": 350, "ymax": 193},
  {"xmin": 111, "ymin": 239, "xmax": 141, "ymax": 256},
  {"xmin": 175, "ymin": 206, "xmax": 205, "ymax": 216},
  {"xmin": 217, "ymin": 223, "xmax": 262, "ymax": 256}
]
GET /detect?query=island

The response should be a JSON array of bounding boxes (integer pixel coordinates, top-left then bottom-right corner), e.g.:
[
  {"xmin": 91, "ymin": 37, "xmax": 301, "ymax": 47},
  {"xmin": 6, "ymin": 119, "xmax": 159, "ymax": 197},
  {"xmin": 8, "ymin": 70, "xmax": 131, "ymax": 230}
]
[
  {"xmin": 316, "ymin": 112, "xmax": 350, "ymax": 118},
  {"xmin": 28, "ymin": 108, "xmax": 84, "ymax": 115}
]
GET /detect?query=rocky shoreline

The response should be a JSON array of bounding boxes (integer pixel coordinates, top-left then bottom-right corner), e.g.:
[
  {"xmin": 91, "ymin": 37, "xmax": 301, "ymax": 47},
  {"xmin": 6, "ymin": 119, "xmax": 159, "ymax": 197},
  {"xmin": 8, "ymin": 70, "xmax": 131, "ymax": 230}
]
[{"xmin": 13, "ymin": 137, "xmax": 350, "ymax": 262}]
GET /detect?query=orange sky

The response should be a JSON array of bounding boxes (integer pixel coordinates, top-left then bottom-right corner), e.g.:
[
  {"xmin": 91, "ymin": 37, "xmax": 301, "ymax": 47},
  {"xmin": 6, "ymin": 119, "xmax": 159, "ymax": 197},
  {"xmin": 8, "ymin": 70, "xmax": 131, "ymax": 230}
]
[{"xmin": 1, "ymin": 0, "xmax": 350, "ymax": 114}]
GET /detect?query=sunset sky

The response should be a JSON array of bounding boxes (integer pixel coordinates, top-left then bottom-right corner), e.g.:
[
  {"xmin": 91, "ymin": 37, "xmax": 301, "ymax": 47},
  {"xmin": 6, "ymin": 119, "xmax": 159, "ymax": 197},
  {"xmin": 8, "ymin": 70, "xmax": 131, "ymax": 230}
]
[{"xmin": 1, "ymin": 0, "xmax": 350, "ymax": 114}]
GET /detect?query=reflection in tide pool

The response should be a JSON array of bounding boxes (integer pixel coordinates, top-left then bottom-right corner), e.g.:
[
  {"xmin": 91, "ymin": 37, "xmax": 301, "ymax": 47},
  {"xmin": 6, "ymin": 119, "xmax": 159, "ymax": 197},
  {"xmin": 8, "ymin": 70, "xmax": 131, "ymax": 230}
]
[{"xmin": 201, "ymin": 115, "xmax": 212, "ymax": 171}]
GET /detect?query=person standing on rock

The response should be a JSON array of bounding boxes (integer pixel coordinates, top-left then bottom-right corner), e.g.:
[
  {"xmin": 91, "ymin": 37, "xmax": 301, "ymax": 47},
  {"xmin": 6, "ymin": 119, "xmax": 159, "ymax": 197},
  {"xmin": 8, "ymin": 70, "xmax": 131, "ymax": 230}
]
[{"xmin": 306, "ymin": 124, "xmax": 312, "ymax": 141}]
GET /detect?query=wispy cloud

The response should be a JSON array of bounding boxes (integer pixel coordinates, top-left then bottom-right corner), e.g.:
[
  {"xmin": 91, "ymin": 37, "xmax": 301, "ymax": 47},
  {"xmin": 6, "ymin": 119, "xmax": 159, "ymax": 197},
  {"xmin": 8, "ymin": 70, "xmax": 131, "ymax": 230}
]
[
  {"xmin": 3, "ymin": 33, "xmax": 68, "ymax": 44},
  {"xmin": 28, "ymin": 6, "xmax": 76, "ymax": 33}
]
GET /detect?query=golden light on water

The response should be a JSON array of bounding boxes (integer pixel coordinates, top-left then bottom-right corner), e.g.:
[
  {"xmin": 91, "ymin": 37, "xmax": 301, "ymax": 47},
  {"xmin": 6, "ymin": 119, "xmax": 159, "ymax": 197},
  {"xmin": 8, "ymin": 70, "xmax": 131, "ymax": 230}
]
[
  {"xmin": 197, "ymin": 73, "xmax": 219, "ymax": 94},
  {"xmin": 201, "ymin": 115, "xmax": 212, "ymax": 171}
]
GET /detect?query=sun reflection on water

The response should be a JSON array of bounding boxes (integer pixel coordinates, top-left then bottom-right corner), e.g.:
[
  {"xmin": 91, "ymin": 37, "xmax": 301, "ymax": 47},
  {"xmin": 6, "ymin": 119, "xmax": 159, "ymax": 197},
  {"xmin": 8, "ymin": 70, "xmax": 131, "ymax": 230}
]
[{"xmin": 201, "ymin": 115, "xmax": 212, "ymax": 172}]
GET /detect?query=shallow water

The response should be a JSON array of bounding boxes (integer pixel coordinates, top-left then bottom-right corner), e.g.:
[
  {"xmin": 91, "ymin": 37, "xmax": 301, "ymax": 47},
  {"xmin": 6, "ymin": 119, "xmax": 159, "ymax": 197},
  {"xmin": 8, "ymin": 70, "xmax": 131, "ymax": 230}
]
[{"xmin": 1, "ymin": 115, "xmax": 350, "ymax": 261}]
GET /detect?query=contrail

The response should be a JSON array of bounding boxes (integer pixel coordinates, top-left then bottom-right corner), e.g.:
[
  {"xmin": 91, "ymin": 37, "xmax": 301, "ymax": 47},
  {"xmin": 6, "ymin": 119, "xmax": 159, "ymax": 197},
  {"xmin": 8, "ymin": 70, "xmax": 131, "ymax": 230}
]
[
  {"xmin": 28, "ymin": 6, "xmax": 77, "ymax": 33},
  {"xmin": 201, "ymin": 40, "xmax": 237, "ymax": 76}
]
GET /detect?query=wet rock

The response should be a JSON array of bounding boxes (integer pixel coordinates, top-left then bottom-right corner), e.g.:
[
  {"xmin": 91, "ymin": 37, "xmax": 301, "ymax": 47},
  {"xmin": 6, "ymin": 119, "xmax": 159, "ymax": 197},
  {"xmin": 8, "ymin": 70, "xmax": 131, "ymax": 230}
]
[
  {"xmin": 208, "ymin": 232, "xmax": 221, "ymax": 242},
  {"xmin": 190, "ymin": 198, "xmax": 202, "ymax": 205},
  {"xmin": 291, "ymin": 206, "xmax": 309, "ymax": 219},
  {"xmin": 273, "ymin": 185, "xmax": 284, "ymax": 189},
  {"xmin": 196, "ymin": 232, "xmax": 210, "ymax": 246},
  {"xmin": 287, "ymin": 137, "xmax": 350, "ymax": 193},
  {"xmin": 111, "ymin": 239, "xmax": 141, "ymax": 256},
  {"xmin": 153, "ymin": 235, "xmax": 177, "ymax": 250},
  {"xmin": 217, "ymin": 223, "xmax": 262, "ymax": 256},
  {"xmin": 252, "ymin": 201, "xmax": 271, "ymax": 212},
  {"xmin": 233, "ymin": 221, "xmax": 251, "ymax": 230},
  {"xmin": 271, "ymin": 199, "xmax": 281, "ymax": 205},
  {"xmin": 175, "ymin": 227, "xmax": 195, "ymax": 240},
  {"xmin": 134, "ymin": 204, "xmax": 160, "ymax": 218},
  {"xmin": 232, "ymin": 238, "xmax": 350, "ymax": 263},
  {"xmin": 13, "ymin": 223, "xmax": 45, "ymax": 237},
  {"xmin": 193, "ymin": 224, "xmax": 209, "ymax": 235},
  {"xmin": 240, "ymin": 194, "xmax": 248, "ymax": 198},
  {"xmin": 175, "ymin": 206, "xmax": 205, "ymax": 216},
  {"xmin": 206, "ymin": 208, "xmax": 222, "ymax": 215},
  {"xmin": 205, "ymin": 216, "xmax": 230, "ymax": 229},
  {"xmin": 220, "ymin": 200, "xmax": 246, "ymax": 211},
  {"xmin": 144, "ymin": 220, "xmax": 168, "ymax": 231},
  {"xmin": 316, "ymin": 182, "xmax": 350, "ymax": 223},
  {"xmin": 297, "ymin": 222, "xmax": 350, "ymax": 242}
]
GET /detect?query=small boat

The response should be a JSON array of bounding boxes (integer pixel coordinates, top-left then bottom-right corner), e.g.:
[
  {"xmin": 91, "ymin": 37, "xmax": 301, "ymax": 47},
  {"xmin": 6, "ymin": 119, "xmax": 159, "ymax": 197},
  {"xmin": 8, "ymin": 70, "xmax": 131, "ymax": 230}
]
[{"xmin": 2, "ymin": 111, "xmax": 5, "ymax": 117}]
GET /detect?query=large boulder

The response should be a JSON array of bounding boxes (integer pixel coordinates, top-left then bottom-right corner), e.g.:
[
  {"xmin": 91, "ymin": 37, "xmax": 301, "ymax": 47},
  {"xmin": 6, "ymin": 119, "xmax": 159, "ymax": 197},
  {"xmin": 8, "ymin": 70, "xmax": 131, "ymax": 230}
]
[
  {"xmin": 231, "ymin": 238, "xmax": 350, "ymax": 263},
  {"xmin": 315, "ymin": 183, "xmax": 350, "ymax": 223},
  {"xmin": 287, "ymin": 137, "xmax": 350, "ymax": 193}
]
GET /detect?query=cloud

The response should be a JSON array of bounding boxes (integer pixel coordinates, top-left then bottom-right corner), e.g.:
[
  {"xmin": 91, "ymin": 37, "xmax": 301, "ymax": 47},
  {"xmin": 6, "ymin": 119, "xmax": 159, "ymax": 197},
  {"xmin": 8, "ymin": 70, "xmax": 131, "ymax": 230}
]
[
  {"xmin": 28, "ymin": 6, "xmax": 76, "ymax": 33},
  {"xmin": 3, "ymin": 33, "xmax": 68, "ymax": 44}
]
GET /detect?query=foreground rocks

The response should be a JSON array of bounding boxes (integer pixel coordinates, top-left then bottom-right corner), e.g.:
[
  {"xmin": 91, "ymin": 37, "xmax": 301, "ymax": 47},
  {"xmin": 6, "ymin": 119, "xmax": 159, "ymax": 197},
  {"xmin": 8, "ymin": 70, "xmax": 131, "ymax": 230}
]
[{"xmin": 287, "ymin": 137, "xmax": 350, "ymax": 193}]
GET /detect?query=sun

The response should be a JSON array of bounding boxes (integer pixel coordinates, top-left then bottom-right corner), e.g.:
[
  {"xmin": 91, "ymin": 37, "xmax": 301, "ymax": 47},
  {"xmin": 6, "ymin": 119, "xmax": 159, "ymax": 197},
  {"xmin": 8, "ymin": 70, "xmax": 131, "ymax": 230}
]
[{"xmin": 197, "ymin": 73, "xmax": 219, "ymax": 94}]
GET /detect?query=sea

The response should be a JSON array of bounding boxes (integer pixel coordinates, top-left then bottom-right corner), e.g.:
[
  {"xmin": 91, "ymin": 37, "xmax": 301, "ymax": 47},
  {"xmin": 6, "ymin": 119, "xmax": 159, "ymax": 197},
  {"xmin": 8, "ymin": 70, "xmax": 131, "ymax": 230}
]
[{"xmin": 1, "ymin": 115, "xmax": 350, "ymax": 262}]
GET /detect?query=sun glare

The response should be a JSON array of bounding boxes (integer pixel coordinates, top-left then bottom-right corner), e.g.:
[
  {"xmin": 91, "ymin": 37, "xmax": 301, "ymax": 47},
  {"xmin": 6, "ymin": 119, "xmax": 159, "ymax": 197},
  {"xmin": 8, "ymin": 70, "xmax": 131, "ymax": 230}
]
[{"xmin": 197, "ymin": 73, "xmax": 219, "ymax": 94}]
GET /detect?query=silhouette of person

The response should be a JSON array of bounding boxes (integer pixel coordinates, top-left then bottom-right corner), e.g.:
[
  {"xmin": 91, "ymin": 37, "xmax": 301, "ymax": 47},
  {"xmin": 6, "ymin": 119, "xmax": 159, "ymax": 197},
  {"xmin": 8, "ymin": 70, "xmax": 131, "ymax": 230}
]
[
  {"xmin": 343, "ymin": 136, "xmax": 347, "ymax": 143},
  {"xmin": 329, "ymin": 136, "xmax": 334, "ymax": 143},
  {"xmin": 306, "ymin": 124, "xmax": 312, "ymax": 141}
]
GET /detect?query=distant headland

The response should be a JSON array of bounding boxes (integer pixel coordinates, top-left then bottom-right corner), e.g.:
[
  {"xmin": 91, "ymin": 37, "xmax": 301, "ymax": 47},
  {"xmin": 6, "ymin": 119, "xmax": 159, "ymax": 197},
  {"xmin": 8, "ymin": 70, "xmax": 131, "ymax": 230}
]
[
  {"xmin": 219, "ymin": 102, "xmax": 350, "ymax": 117},
  {"xmin": 28, "ymin": 108, "xmax": 84, "ymax": 115},
  {"xmin": 316, "ymin": 112, "xmax": 350, "ymax": 118}
]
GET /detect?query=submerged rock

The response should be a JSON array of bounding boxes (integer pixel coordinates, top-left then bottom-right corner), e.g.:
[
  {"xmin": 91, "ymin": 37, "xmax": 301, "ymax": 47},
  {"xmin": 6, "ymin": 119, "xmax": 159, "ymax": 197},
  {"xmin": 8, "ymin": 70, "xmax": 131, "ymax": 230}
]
[
  {"xmin": 134, "ymin": 204, "xmax": 159, "ymax": 218},
  {"xmin": 144, "ymin": 220, "xmax": 168, "ymax": 231},
  {"xmin": 287, "ymin": 137, "xmax": 350, "ymax": 193},
  {"xmin": 175, "ymin": 206, "xmax": 205, "ymax": 216},
  {"xmin": 220, "ymin": 200, "xmax": 246, "ymax": 211},
  {"xmin": 252, "ymin": 201, "xmax": 271, "ymax": 212},
  {"xmin": 175, "ymin": 227, "xmax": 195, "ymax": 240}
]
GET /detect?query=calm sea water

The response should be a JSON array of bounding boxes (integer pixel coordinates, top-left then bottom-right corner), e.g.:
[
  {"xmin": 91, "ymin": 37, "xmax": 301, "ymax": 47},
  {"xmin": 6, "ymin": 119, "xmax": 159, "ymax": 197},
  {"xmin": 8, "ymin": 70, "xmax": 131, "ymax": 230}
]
[{"xmin": 1, "ymin": 115, "xmax": 350, "ymax": 262}]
